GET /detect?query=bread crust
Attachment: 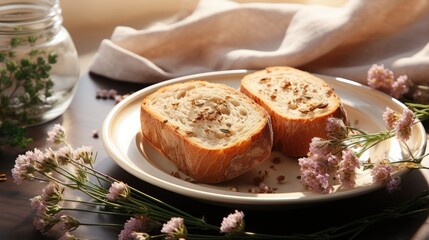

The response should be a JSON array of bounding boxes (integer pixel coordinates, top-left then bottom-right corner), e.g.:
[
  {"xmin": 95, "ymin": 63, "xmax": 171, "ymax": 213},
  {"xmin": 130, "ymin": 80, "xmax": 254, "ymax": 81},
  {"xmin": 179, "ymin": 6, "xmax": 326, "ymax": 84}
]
[
  {"xmin": 240, "ymin": 66, "xmax": 347, "ymax": 157},
  {"xmin": 140, "ymin": 80, "xmax": 273, "ymax": 183}
]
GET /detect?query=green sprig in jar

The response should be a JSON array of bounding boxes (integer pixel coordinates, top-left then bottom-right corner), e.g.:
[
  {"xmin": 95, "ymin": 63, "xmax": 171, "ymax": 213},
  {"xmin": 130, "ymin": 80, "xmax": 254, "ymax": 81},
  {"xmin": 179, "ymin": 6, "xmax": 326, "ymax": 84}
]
[{"xmin": 0, "ymin": 0, "xmax": 79, "ymax": 147}]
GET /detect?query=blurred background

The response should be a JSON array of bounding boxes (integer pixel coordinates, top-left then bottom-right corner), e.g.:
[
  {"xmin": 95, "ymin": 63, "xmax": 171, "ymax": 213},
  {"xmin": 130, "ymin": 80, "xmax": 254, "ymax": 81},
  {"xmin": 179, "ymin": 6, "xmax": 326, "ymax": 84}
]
[{"xmin": 60, "ymin": 0, "xmax": 346, "ymax": 75}]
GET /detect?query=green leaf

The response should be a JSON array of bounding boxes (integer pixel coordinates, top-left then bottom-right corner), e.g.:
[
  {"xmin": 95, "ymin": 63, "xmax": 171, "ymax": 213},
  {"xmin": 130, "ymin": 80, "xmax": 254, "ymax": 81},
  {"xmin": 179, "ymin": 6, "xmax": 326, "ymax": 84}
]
[
  {"xmin": 27, "ymin": 36, "xmax": 38, "ymax": 45},
  {"xmin": 48, "ymin": 53, "xmax": 58, "ymax": 64},
  {"xmin": 0, "ymin": 121, "xmax": 32, "ymax": 148},
  {"xmin": 0, "ymin": 35, "xmax": 57, "ymax": 128},
  {"xmin": 10, "ymin": 37, "xmax": 23, "ymax": 48}
]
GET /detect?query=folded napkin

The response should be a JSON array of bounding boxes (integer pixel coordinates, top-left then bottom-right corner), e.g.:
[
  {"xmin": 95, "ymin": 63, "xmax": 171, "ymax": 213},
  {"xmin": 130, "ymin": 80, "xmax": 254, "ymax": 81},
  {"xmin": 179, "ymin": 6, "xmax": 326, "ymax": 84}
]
[{"xmin": 89, "ymin": 0, "xmax": 429, "ymax": 85}]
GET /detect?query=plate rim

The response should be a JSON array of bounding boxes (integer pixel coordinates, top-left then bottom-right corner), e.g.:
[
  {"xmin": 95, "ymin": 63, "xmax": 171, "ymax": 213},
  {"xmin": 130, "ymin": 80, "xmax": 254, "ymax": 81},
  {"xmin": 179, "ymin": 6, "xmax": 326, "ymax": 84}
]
[{"xmin": 102, "ymin": 69, "xmax": 427, "ymax": 206}]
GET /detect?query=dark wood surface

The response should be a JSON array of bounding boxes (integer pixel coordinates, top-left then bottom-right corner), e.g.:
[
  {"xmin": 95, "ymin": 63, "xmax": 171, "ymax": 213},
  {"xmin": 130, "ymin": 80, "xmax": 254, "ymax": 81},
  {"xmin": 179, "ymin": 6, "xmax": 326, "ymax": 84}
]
[{"xmin": 1, "ymin": 72, "xmax": 429, "ymax": 240}]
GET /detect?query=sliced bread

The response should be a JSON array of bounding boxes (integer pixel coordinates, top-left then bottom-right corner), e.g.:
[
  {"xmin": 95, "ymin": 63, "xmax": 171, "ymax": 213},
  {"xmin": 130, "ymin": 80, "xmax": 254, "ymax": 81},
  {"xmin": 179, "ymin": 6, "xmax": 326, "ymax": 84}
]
[
  {"xmin": 240, "ymin": 66, "xmax": 347, "ymax": 157},
  {"xmin": 140, "ymin": 80, "xmax": 273, "ymax": 183}
]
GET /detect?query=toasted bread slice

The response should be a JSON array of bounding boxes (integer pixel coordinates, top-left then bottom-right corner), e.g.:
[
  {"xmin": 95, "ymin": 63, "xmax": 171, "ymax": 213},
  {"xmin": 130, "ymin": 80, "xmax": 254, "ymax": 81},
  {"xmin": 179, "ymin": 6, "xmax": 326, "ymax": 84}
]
[
  {"xmin": 140, "ymin": 80, "xmax": 273, "ymax": 183},
  {"xmin": 240, "ymin": 66, "xmax": 347, "ymax": 157}
]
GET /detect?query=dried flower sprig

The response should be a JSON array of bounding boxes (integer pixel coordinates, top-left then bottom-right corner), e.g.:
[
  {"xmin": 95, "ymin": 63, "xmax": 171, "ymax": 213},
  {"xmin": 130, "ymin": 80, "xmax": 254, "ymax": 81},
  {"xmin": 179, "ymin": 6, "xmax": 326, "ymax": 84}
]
[
  {"xmin": 11, "ymin": 124, "xmax": 297, "ymax": 239},
  {"xmin": 367, "ymin": 64, "xmax": 429, "ymax": 104},
  {"xmin": 10, "ymin": 119, "xmax": 429, "ymax": 240},
  {"xmin": 367, "ymin": 64, "xmax": 411, "ymax": 99},
  {"xmin": 298, "ymin": 105, "xmax": 426, "ymax": 194},
  {"xmin": 406, "ymin": 102, "xmax": 429, "ymax": 122},
  {"xmin": 298, "ymin": 64, "xmax": 429, "ymax": 195}
]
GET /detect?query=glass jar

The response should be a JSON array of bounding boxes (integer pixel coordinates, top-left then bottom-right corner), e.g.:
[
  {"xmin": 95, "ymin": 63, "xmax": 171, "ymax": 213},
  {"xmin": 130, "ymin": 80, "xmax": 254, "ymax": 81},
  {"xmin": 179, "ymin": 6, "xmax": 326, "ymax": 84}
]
[{"xmin": 0, "ymin": 0, "xmax": 79, "ymax": 127}]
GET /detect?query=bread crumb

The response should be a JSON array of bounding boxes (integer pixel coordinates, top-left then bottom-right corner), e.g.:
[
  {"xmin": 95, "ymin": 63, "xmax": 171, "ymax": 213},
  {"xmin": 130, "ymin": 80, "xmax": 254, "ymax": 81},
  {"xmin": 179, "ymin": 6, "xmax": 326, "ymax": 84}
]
[{"xmin": 277, "ymin": 175, "xmax": 285, "ymax": 183}]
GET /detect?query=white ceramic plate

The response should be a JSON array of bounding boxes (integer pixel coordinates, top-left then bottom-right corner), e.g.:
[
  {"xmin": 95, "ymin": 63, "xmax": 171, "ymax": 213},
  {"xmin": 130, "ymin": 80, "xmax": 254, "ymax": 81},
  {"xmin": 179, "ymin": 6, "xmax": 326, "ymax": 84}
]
[{"xmin": 102, "ymin": 70, "xmax": 427, "ymax": 207}]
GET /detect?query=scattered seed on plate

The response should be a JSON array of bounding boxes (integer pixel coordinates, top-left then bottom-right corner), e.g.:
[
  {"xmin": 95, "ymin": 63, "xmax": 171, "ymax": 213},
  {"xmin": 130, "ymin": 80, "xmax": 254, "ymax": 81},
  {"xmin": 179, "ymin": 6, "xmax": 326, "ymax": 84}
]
[{"xmin": 92, "ymin": 129, "xmax": 99, "ymax": 138}]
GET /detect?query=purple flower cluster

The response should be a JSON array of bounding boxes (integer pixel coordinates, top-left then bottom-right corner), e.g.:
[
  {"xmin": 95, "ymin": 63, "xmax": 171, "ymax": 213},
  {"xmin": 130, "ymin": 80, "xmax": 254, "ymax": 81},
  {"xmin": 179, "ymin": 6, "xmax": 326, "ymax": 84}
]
[
  {"xmin": 29, "ymin": 181, "xmax": 79, "ymax": 238},
  {"xmin": 10, "ymin": 124, "xmax": 99, "ymax": 238},
  {"xmin": 383, "ymin": 107, "xmax": 415, "ymax": 142},
  {"xmin": 371, "ymin": 164, "xmax": 401, "ymax": 193},
  {"xmin": 14, "ymin": 124, "xmax": 255, "ymax": 239},
  {"xmin": 11, "ymin": 144, "xmax": 93, "ymax": 186},
  {"xmin": 298, "ymin": 153, "xmax": 333, "ymax": 194},
  {"xmin": 106, "ymin": 181, "xmax": 130, "ymax": 202},
  {"xmin": 47, "ymin": 124, "xmax": 66, "ymax": 144},
  {"xmin": 299, "ymin": 105, "xmax": 416, "ymax": 194},
  {"xmin": 220, "ymin": 210, "xmax": 245, "ymax": 234},
  {"xmin": 117, "ymin": 209, "xmax": 247, "ymax": 240},
  {"xmin": 118, "ymin": 216, "xmax": 156, "ymax": 240},
  {"xmin": 298, "ymin": 117, "xmax": 359, "ymax": 194},
  {"xmin": 338, "ymin": 149, "xmax": 360, "ymax": 188},
  {"xmin": 161, "ymin": 217, "xmax": 187, "ymax": 239},
  {"xmin": 367, "ymin": 64, "xmax": 411, "ymax": 99}
]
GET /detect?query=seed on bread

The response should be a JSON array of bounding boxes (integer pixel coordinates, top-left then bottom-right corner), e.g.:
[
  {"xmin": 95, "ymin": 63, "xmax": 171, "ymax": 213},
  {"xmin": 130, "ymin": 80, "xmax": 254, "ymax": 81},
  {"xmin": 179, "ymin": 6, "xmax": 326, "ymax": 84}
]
[{"xmin": 240, "ymin": 66, "xmax": 347, "ymax": 157}]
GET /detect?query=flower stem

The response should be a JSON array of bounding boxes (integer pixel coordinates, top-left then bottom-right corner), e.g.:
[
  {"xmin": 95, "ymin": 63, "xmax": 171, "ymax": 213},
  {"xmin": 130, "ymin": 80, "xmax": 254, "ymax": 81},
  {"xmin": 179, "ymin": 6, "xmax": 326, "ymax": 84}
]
[
  {"xmin": 406, "ymin": 102, "xmax": 429, "ymax": 121},
  {"xmin": 78, "ymin": 222, "xmax": 123, "ymax": 228},
  {"xmin": 60, "ymin": 207, "xmax": 133, "ymax": 217}
]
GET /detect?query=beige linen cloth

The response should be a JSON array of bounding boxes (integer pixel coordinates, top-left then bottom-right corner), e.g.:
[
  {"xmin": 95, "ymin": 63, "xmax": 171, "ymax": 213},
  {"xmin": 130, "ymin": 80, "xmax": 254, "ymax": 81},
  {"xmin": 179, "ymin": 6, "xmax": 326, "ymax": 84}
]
[{"xmin": 89, "ymin": 0, "xmax": 429, "ymax": 85}]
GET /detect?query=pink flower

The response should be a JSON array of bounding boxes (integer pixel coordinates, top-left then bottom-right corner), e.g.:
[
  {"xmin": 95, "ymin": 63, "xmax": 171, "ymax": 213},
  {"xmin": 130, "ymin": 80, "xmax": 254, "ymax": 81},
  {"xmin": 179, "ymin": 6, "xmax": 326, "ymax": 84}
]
[
  {"xmin": 367, "ymin": 64, "xmax": 411, "ymax": 99},
  {"xmin": 383, "ymin": 107, "xmax": 399, "ymax": 129},
  {"xmin": 301, "ymin": 169, "xmax": 330, "ymax": 194},
  {"xmin": 41, "ymin": 181, "xmax": 64, "ymax": 205},
  {"xmin": 58, "ymin": 215, "xmax": 80, "ymax": 232},
  {"xmin": 382, "ymin": 107, "xmax": 415, "ymax": 142},
  {"xmin": 395, "ymin": 108, "xmax": 415, "ymax": 142},
  {"xmin": 11, "ymin": 149, "xmax": 43, "ymax": 184},
  {"xmin": 298, "ymin": 154, "xmax": 331, "ymax": 194},
  {"xmin": 119, "ymin": 216, "xmax": 156, "ymax": 240},
  {"xmin": 33, "ymin": 148, "xmax": 46, "ymax": 160},
  {"xmin": 308, "ymin": 137, "xmax": 330, "ymax": 157},
  {"xmin": 371, "ymin": 164, "xmax": 393, "ymax": 183},
  {"xmin": 326, "ymin": 117, "xmax": 347, "ymax": 140},
  {"xmin": 386, "ymin": 176, "xmax": 401, "ymax": 193},
  {"xmin": 391, "ymin": 75, "xmax": 410, "ymax": 98},
  {"xmin": 34, "ymin": 148, "xmax": 58, "ymax": 172},
  {"xmin": 327, "ymin": 154, "xmax": 340, "ymax": 171},
  {"xmin": 74, "ymin": 146, "xmax": 94, "ymax": 164},
  {"xmin": 341, "ymin": 149, "xmax": 360, "ymax": 169},
  {"xmin": 44, "ymin": 215, "xmax": 80, "ymax": 237},
  {"xmin": 161, "ymin": 217, "xmax": 187, "ymax": 238},
  {"xmin": 220, "ymin": 210, "xmax": 245, "ymax": 234},
  {"xmin": 367, "ymin": 64, "xmax": 394, "ymax": 91},
  {"xmin": 371, "ymin": 164, "xmax": 401, "ymax": 193},
  {"xmin": 56, "ymin": 146, "xmax": 73, "ymax": 165},
  {"xmin": 11, "ymin": 155, "xmax": 31, "ymax": 185},
  {"xmin": 337, "ymin": 149, "xmax": 360, "ymax": 188},
  {"xmin": 30, "ymin": 196, "xmax": 47, "ymax": 214},
  {"xmin": 106, "ymin": 181, "xmax": 130, "ymax": 202},
  {"xmin": 32, "ymin": 211, "xmax": 57, "ymax": 234},
  {"xmin": 47, "ymin": 124, "xmax": 66, "ymax": 144}
]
